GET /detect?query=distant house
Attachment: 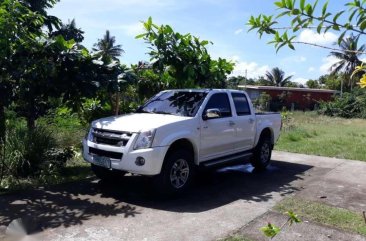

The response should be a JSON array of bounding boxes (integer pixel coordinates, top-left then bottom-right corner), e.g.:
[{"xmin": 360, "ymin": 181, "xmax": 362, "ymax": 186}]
[{"xmin": 238, "ymin": 85, "xmax": 337, "ymax": 111}]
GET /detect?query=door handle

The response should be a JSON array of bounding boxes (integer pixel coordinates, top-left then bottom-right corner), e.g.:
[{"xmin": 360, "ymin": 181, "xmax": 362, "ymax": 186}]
[
  {"xmin": 249, "ymin": 118, "xmax": 255, "ymax": 124},
  {"xmin": 229, "ymin": 121, "xmax": 236, "ymax": 126}
]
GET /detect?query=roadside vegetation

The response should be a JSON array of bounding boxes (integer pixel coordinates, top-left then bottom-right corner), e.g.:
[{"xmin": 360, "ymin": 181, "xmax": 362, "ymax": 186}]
[
  {"xmin": 276, "ymin": 111, "xmax": 366, "ymax": 161},
  {"xmin": 275, "ymin": 197, "xmax": 366, "ymax": 236},
  {"xmin": 2, "ymin": 0, "xmax": 366, "ymax": 193}
]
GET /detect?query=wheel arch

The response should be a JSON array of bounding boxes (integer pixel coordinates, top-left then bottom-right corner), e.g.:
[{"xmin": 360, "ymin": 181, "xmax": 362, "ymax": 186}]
[
  {"xmin": 164, "ymin": 138, "xmax": 197, "ymax": 165},
  {"xmin": 255, "ymin": 127, "xmax": 274, "ymax": 147}
]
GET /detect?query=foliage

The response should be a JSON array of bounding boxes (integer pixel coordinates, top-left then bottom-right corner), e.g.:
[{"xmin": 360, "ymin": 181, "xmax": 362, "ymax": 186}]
[
  {"xmin": 351, "ymin": 63, "xmax": 366, "ymax": 88},
  {"xmin": 137, "ymin": 17, "xmax": 234, "ymax": 88},
  {"xmin": 253, "ymin": 92, "xmax": 272, "ymax": 111},
  {"xmin": 248, "ymin": 0, "xmax": 366, "ymax": 88},
  {"xmin": 260, "ymin": 210, "xmax": 301, "ymax": 238},
  {"xmin": 306, "ymin": 79, "xmax": 320, "ymax": 89},
  {"xmin": 0, "ymin": 122, "xmax": 73, "ymax": 178},
  {"xmin": 318, "ymin": 88, "xmax": 366, "ymax": 118},
  {"xmin": 248, "ymin": 0, "xmax": 366, "ymax": 51},
  {"xmin": 276, "ymin": 111, "xmax": 366, "ymax": 161},
  {"xmin": 92, "ymin": 30, "xmax": 124, "ymax": 64},
  {"xmin": 78, "ymin": 98, "xmax": 112, "ymax": 125},
  {"xmin": 50, "ymin": 19, "xmax": 84, "ymax": 43},
  {"xmin": 275, "ymin": 197, "xmax": 366, "ymax": 236},
  {"xmin": 0, "ymin": 0, "xmax": 45, "ymax": 141},
  {"xmin": 265, "ymin": 67, "xmax": 293, "ymax": 87}
]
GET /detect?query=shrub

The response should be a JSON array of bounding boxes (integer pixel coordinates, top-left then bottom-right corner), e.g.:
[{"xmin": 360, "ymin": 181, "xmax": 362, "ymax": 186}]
[
  {"xmin": 1, "ymin": 122, "xmax": 73, "ymax": 178},
  {"xmin": 79, "ymin": 98, "xmax": 112, "ymax": 125},
  {"xmin": 318, "ymin": 88, "xmax": 366, "ymax": 118}
]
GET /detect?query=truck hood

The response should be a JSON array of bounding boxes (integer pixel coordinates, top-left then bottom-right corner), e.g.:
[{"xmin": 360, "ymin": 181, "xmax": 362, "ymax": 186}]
[{"xmin": 92, "ymin": 113, "xmax": 192, "ymax": 133}]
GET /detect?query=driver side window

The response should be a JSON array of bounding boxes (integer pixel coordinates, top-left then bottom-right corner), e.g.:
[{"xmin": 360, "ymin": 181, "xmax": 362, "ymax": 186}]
[{"xmin": 203, "ymin": 93, "xmax": 232, "ymax": 118}]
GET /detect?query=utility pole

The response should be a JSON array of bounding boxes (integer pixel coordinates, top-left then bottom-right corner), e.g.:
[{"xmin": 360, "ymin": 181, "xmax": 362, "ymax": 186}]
[{"xmin": 245, "ymin": 69, "xmax": 247, "ymax": 87}]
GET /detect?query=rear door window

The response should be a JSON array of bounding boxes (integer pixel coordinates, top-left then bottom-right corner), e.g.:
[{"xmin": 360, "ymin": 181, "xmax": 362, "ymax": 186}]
[{"xmin": 232, "ymin": 93, "xmax": 251, "ymax": 116}]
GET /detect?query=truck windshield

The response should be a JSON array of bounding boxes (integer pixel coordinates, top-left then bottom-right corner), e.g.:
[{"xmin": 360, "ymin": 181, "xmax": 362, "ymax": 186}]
[{"xmin": 136, "ymin": 91, "xmax": 208, "ymax": 117}]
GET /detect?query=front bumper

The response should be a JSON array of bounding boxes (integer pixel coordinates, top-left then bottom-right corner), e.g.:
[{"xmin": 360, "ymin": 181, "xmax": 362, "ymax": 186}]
[{"xmin": 82, "ymin": 138, "xmax": 169, "ymax": 176}]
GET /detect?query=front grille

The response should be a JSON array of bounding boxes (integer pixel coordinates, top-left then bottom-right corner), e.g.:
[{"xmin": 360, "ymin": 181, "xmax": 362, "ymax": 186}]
[
  {"xmin": 92, "ymin": 128, "xmax": 132, "ymax": 147},
  {"xmin": 89, "ymin": 147, "xmax": 123, "ymax": 160}
]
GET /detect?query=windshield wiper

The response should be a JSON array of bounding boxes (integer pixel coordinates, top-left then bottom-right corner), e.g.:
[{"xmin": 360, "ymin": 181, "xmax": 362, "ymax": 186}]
[{"xmin": 153, "ymin": 111, "xmax": 174, "ymax": 115}]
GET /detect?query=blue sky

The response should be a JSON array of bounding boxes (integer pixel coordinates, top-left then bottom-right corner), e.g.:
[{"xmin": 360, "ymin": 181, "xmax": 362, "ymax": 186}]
[{"xmin": 49, "ymin": 0, "xmax": 351, "ymax": 85}]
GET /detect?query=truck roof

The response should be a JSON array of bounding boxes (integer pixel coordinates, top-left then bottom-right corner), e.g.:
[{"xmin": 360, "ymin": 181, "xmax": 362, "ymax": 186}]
[{"xmin": 162, "ymin": 89, "xmax": 244, "ymax": 93}]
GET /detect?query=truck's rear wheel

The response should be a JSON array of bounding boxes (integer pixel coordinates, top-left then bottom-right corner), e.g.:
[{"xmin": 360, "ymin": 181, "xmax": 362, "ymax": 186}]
[
  {"xmin": 91, "ymin": 164, "xmax": 126, "ymax": 182},
  {"xmin": 154, "ymin": 149, "xmax": 194, "ymax": 194},
  {"xmin": 251, "ymin": 137, "xmax": 272, "ymax": 170}
]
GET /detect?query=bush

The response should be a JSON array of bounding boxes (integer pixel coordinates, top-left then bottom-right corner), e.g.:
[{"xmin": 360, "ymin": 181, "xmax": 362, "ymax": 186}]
[
  {"xmin": 79, "ymin": 98, "xmax": 112, "ymax": 125},
  {"xmin": 0, "ymin": 122, "xmax": 73, "ymax": 178},
  {"xmin": 318, "ymin": 88, "xmax": 366, "ymax": 118}
]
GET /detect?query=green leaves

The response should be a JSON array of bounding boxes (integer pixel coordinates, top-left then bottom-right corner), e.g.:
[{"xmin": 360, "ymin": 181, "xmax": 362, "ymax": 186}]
[
  {"xmin": 286, "ymin": 211, "xmax": 302, "ymax": 225},
  {"xmin": 137, "ymin": 17, "xmax": 234, "ymax": 88},
  {"xmin": 248, "ymin": 0, "xmax": 366, "ymax": 53},
  {"xmin": 260, "ymin": 211, "xmax": 302, "ymax": 239},
  {"xmin": 260, "ymin": 223, "xmax": 280, "ymax": 238}
]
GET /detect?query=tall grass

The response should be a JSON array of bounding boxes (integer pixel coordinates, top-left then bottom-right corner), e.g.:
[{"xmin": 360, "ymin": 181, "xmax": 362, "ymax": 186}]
[{"xmin": 276, "ymin": 112, "xmax": 366, "ymax": 161}]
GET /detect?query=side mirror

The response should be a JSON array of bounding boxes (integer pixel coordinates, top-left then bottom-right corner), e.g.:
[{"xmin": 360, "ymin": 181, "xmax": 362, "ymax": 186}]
[{"xmin": 203, "ymin": 108, "xmax": 221, "ymax": 120}]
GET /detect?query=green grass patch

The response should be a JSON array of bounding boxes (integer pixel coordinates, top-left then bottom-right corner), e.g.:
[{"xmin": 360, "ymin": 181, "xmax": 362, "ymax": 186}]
[
  {"xmin": 274, "ymin": 197, "xmax": 366, "ymax": 236},
  {"xmin": 220, "ymin": 235, "xmax": 255, "ymax": 241},
  {"xmin": 0, "ymin": 156, "xmax": 92, "ymax": 195},
  {"xmin": 275, "ymin": 111, "xmax": 366, "ymax": 161}
]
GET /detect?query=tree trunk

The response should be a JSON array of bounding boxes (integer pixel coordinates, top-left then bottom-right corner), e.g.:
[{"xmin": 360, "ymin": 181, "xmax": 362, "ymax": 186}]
[
  {"xmin": 0, "ymin": 95, "xmax": 5, "ymax": 144},
  {"xmin": 114, "ymin": 92, "xmax": 120, "ymax": 116}
]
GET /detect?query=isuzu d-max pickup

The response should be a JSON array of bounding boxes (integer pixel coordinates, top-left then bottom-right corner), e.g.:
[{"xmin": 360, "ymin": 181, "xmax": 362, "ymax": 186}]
[{"xmin": 83, "ymin": 89, "xmax": 281, "ymax": 193}]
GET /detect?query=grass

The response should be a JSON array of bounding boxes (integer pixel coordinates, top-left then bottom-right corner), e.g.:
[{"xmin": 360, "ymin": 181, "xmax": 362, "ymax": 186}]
[
  {"xmin": 275, "ymin": 111, "xmax": 366, "ymax": 161},
  {"xmin": 0, "ymin": 112, "xmax": 92, "ymax": 194},
  {"xmin": 220, "ymin": 235, "xmax": 255, "ymax": 241},
  {"xmin": 274, "ymin": 197, "xmax": 366, "ymax": 236},
  {"xmin": 0, "ymin": 156, "xmax": 92, "ymax": 195}
]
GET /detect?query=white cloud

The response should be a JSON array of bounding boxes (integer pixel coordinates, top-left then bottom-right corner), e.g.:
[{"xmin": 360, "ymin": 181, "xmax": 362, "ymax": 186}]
[
  {"xmin": 230, "ymin": 57, "xmax": 270, "ymax": 78},
  {"xmin": 281, "ymin": 55, "xmax": 307, "ymax": 64},
  {"xmin": 234, "ymin": 29, "xmax": 243, "ymax": 35},
  {"xmin": 308, "ymin": 67, "xmax": 315, "ymax": 72},
  {"xmin": 320, "ymin": 56, "xmax": 339, "ymax": 74},
  {"xmin": 112, "ymin": 22, "xmax": 144, "ymax": 37},
  {"xmin": 293, "ymin": 77, "xmax": 308, "ymax": 85},
  {"xmin": 298, "ymin": 29, "xmax": 338, "ymax": 45}
]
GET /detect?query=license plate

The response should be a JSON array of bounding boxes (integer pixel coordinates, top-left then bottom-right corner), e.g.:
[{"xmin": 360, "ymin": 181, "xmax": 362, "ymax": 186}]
[{"xmin": 92, "ymin": 155, "xmax": 111, "ymax": 169}]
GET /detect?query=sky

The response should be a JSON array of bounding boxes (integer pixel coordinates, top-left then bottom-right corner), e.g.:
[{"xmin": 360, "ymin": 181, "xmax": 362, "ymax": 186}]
[{"xmin": 49, "ymin": 0, "xmax": 352, "ymax": 85}]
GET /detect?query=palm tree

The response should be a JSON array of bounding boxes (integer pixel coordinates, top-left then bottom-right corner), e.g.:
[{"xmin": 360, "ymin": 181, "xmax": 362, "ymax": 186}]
[
  {"xmin": 329, "ymin": 34, "xmax": 366, "ymax": 89},
  {"xmin": 93, "ymin": 30, "xmax": 124, "ymax": 64},
  {"xmin": 265, "ymin": 67, "xmax": 293, "ymax": 87},
  {"xmin": 51, "ymin": 19, "xmax": 84, "ymax": 43}
]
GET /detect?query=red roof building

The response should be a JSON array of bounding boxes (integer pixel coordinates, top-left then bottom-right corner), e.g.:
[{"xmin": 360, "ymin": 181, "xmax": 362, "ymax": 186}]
[{"xmin": 239, "ymin": 85, "xmax": 337, "ymax": 111}]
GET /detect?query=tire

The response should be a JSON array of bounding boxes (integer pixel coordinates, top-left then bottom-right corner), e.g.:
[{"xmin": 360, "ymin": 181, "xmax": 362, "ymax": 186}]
[
  {"xmin": 154, "ymin": 149, "xmax": 195, "ymax": 195},
  {"xmin": 91, "ymin": 164, "xmax": 126, "ymax": 182},
  {"xmin": 251, "ymin": 137, "xmax": 272, "ymax": 170}
]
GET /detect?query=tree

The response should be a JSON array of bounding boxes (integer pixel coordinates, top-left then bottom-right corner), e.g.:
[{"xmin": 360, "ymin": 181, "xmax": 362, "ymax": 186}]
[
  {"xmin": 329, "ymin": 34, "xmax": 365, "ymax": 89},
  {"xmin": 306, "ymin": 79, "xmax": 320, "ymax": 89},
  {"xmin": 247, "ymin": 0, "xmax": 366, "ymax": 89},
  {"xmin": 0, "ymin": 0, "xmax": 45, "ymax": 141},
  {"xmin": 265, "ymin": 67, "xmax": 293, "ymax": 87},
  {"xmin": 137, "ymin": 17, "xmax": 234, "ymax": 89},
  {"xmin": 93, "ymin": 30, "xmax": 124, "ymax": 64},
  {"xmin": 50, "ymin": 19, "xmax": 84, "ymax": 43}
]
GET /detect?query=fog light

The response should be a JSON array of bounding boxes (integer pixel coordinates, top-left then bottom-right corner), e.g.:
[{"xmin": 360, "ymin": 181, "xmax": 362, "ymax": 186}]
[{"xmin": 135, "ymin": 157, "xmax": 145, "ymax": 166}]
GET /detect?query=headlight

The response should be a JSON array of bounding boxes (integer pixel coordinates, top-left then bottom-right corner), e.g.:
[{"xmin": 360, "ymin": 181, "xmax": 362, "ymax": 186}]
[
  {"xmin": 134, "ymin": 129, "xmax": 156, "ymax": 150},
  {"xmin": 86, "ymin": 128, "xmax": 93, "ymax": 142}
]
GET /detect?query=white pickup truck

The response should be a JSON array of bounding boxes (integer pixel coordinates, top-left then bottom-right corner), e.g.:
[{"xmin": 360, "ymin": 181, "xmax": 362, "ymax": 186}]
[{"xmin": 83, "ymin": 89, "xmax": 281, "ymax": 193}]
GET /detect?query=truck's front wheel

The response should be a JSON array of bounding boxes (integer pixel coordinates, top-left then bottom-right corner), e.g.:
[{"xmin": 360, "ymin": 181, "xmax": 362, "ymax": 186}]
[{"xmin": 155, "ymin": 149, "xmax": 194, "ymax": 194}]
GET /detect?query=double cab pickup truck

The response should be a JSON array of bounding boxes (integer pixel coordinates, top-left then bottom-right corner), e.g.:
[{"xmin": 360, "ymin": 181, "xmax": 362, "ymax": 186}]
[{"xmin": 83, "ymin": 89, "xmax": 281, "ymax": 193}]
